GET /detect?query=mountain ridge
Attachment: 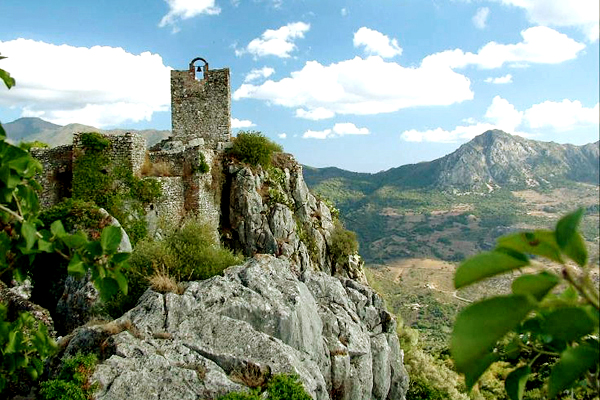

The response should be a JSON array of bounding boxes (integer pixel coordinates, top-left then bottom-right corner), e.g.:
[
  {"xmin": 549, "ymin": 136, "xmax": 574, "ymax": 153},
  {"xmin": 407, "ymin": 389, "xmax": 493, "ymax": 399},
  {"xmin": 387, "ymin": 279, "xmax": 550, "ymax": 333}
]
[{"xmin": 2, "ymin": 117, "xmax": 170, "ymax": 148}]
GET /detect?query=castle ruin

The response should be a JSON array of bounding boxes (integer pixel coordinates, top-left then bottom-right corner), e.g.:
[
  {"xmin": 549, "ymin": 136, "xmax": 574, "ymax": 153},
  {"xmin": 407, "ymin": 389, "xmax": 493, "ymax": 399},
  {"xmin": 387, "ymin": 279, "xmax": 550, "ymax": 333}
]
[{"xmin": 33, "ymin": 57, "xmax": 233, "ymax": 235}]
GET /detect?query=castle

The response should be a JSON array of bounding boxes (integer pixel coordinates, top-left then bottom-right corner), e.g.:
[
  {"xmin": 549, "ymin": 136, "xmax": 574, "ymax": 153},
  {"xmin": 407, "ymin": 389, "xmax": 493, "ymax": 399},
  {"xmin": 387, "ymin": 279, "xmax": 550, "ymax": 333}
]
[{"xmin": 33, "ymin": 57, "xmax": 233, "ymax": 234}]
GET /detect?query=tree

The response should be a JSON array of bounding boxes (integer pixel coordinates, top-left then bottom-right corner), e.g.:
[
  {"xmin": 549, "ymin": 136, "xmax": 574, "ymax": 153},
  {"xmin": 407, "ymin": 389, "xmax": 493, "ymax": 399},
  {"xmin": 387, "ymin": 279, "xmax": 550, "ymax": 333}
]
[{"xmin": 451, "ymin": 209, "xmax": 599, "ymax": 399}]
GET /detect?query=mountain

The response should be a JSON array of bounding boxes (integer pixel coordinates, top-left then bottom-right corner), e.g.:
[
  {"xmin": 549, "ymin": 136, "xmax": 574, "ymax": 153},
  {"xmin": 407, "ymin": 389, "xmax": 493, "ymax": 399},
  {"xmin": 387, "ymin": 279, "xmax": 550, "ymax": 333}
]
[
  {"xmin": 304, "ymin": 130, "xmax": 600, "ymax": 264},
  {"xmin": 306, "ymin": 130, "xmax": 600, "ymax": 193},
  {"xmin": 2, "ymin": 117, "xmax": 170, "ymax": 147}
]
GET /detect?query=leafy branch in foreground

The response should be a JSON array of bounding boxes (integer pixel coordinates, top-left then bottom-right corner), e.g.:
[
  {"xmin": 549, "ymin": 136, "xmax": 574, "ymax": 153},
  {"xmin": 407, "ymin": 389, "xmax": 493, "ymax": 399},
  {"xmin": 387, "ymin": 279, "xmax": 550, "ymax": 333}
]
[{"xmin": 451, "ymin": 208, "xmax": 599, "ymax": 399}]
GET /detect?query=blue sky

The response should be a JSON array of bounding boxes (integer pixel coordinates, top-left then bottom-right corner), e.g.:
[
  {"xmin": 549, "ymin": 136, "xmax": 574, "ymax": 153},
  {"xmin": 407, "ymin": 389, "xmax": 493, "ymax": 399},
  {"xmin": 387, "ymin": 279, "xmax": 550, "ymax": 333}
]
[{"xmin": 0, "ymin": 0, "xmax": 598, "ymax": 172}]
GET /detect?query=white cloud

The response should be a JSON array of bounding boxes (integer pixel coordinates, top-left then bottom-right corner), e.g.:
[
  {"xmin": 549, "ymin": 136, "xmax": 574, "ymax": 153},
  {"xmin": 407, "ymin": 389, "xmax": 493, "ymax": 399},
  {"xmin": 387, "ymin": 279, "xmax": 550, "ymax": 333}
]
[
  {"xmin": 484, "ymin": 74, "xmax": 513, "ymax": 84},
  {"xmin": 231, "ymin": 118, "xmax": 256, "ymax": 128},
  {"xmin": 485, "ymin": 95, "xmax": 523, "ymax": 132},
  {"xmin": 341, "ymin": 8, "xmax": 348, "ymax": 17},
  {"xmin": 295, "ymin": 107, "xmax": 335, "ymax": 120},
  {"xmin": 353, "ymin": 27, "xmax": 402, "ymax": 58},
  {"xmin": 0, "ymin": 38, "xmax": 170, "ymax": 128},
  {"xmin": 496, "ymin": 0, "xmax": 599, "ymax": 42},
  {"xmin": 234, "ymin": 56, "xmax": 473, "ymax": 118},
  {"xmin": 241, "ymin": 22, "xmax": 310, "ymax": 58},
  {"xmin": 524, "ymin": 100, "xmax": 599, "ymax": 130},
  {"xmin": 303, "ymin": 122, "xmax": 370, "ymax": 139},
  {"xmin": 422, "ymin": 26, "xmax": 585, "ymax": 69},
  {"xmin": 278, "ymin": 133, "xmax": 287, "ymax": 139},
  {"xmin": 159, "ymin": 0, "xmax": 221, "ymax": 30},
  {"xmin": 401, "ymin": 95, "xmax": 599, "ymax": 142},
  {"xmin": 244, "ymin": 67, "xmax": 275, "ymax": 83},
  {"xmin": 472, "ymin": 7, "xmax": 490, "ymax": 29},
  {"xmin": 401, "ymin": 122, "xmax": 501, "ymax": 143}
]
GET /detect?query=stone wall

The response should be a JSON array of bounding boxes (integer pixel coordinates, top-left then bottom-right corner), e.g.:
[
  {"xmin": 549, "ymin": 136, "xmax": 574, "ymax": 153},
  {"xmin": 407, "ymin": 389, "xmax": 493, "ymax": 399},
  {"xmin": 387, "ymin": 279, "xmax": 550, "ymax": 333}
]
[
  {"xmin": 145, "ymin": 177, "xmax": 185, "ymax": 236},
  {"xmin": 73, "ymin": 132, "xmax": 146, "ymax": 176},
  {"xmin": 32, "ymin": 145, "xmax": 73, "ymax": 209},
  {"xmin": 171, "ymin": 68, "xmax": 231, "ymax": 149}
]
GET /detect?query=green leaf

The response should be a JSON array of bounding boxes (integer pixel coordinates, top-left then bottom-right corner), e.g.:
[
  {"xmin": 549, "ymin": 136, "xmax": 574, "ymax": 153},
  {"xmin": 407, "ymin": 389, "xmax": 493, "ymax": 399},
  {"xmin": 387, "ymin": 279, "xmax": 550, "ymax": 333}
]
[
  {"xmin": 497, "ymin": 230, "xmax": 563, "ymax": 263},
  {"xmin": 464, "ymin": 352, "xmax": 500, "ymax": 391},
  {"xmin": 451, "ymin": 295, "xmax": 535, "ymax": 386},
  {"xmin": 114, "ymin": 270, "xmax": 128, "ymax": 295},
  {"xmin": 0, "ymin": 68, "xmax": 15, "ymax": 89},
  {"xmin": 85, "ymin": 240, "xmax": 103, "ymax": 258},
  {"xmin": 548, "ymin": 344, "xmax": 599, "ymax": 398},
  {"xmin": 555, "ymin": 209, "xmax": 587, "ymax": 267},
  {"xmin": 512, "ymin": 272, "xmax": 559, "ymax": 301},
  {"xmin": 455, "ymin": 251, "xmax": 529, "ymax": 289},
  {"xmin": 100, "ymin": 225, "xmax": 122, "ymax": 255},
  {"xmin": 50, "ymin": 220, "xmax": 66, "ymax": 238},
  {"xmin": 505, "ymin": 366, "xmax": 530, "ymax": 400},
  {"xmin": 61, "ymin": 231, "xmax": 87, "ymax": 249},
  {"xmin": 37, "ymin": 239, "xmax": 53, "ymax": 253},
  {"xmin": 543, "ymin": 307, "xmax": 596, "ymax": 342},
  {"xmin": 67, "ymin": 254, "xmax": 85, "ymax": 277},
  {"xmin": 20, "ymin": 221, "xmax": 37, "ymax": 250},
  {"xmin": 97, "ymin": 278, "xmax": 119, "ymax": 302},
  {"xmin": 111, "ymin": 252, "xmax": 130, "ymax": 264}
]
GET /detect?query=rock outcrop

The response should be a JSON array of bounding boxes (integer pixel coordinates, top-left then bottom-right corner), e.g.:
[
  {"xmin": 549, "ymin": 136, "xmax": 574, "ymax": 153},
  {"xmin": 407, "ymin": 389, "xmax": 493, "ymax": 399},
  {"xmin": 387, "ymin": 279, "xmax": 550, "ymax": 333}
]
[
  {"xmin": 225, "ymin": 153, "xmax": 367, "ymax": 285},
  {"xmin": 61, "ymin": 255, "xmax": 408, "ymax": 400}
]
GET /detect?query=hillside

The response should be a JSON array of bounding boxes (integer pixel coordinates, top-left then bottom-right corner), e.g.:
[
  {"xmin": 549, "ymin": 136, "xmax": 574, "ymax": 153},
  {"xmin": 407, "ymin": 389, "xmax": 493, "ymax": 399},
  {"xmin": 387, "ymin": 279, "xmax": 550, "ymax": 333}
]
[
  {"xmin": 304, "ymin": 130, "xmax": 600, "ymax": 263},
  {"xmin": 2, "ymin": 117, "xmax": 170, "ymax": 148}
]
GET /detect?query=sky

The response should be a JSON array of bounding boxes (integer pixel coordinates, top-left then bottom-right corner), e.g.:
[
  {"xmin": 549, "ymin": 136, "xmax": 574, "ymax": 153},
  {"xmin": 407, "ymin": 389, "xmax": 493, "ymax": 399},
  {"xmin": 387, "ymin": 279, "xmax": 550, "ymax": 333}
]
[{"xmin": 0, "ymin": 0, "xmax": 598, "ymax": 172}]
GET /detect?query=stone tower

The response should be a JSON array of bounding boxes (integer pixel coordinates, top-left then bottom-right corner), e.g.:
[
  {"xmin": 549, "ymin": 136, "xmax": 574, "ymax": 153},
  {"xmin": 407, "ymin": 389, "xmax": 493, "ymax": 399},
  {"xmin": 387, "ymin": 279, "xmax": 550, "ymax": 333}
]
[{"xmin": 170, "ymin": 57, "xmax": 231, "ymax": 149}]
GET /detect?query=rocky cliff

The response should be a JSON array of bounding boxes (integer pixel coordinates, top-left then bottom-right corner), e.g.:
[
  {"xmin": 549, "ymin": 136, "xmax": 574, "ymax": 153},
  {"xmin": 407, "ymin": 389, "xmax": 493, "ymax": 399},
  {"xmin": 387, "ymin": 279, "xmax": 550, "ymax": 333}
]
[{"xmin": 52, "ymin": 153, "xmax": 408, "ymax": 400}]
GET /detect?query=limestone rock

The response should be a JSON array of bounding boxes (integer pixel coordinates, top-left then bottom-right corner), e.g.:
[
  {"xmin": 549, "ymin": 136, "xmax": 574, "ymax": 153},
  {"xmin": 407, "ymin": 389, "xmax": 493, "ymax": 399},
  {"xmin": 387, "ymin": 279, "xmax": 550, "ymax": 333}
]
[
  {"xmin": 60, "ymin": 255, "xmax": 408, "ymax": 400},
  {"xmin": 0, "ymin": 280, "xmax": 55, "ymax": 338}
]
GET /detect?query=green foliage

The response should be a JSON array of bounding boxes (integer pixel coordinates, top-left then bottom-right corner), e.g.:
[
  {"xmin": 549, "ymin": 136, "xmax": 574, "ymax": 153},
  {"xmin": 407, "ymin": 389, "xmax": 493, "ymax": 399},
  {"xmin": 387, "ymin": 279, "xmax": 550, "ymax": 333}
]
[
  {"xmin": 104, "ymin": 217, "xmax": 243, "ymax": 317},
  {"xmin": 20, "ymin": 141, "xmax": 49, "ymax": 150},
  {"xmin": 451, "ymin": 209, "xmax": 599, "ymax": 399},
  {"xmin": 229, "ymin": 131, "xmax": 282, "ymax": 168},
  {"xmin": 72, "ymin": 132, "xmax": 161, "ymax": 244},
  {"xmin": 192, "ymin": 152, "xmax": 210, "ymax": 174},
  {"xmin": 39, "ymin": 352, "xmax": 97, "ymax": 400},
  {"xmin": 0, "ymin": 304, "xmax": 57, "ymax": 394},
  {"xmin": 329, "ymin": 220, "xmax": 359, "ymax": 268},
  {"xmin": 0, "ymin": 67, "xmax": 127, "ymax": 397},
  {"xmin": 217, "ymin": 374, "xmax": 311, "ymax": 400},
  {"xmin": 0, "ymin": 54, "xmax": 15, "ymax": 89}
]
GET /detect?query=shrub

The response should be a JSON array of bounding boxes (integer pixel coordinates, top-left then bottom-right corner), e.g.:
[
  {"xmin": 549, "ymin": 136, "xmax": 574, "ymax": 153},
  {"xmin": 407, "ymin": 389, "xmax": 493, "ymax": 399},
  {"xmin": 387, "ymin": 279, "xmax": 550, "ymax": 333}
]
[
  {"xmin": 104, "ymin": 217, "xmax": 243, "ymax": 318},
  {"xmin": 39, "ymin": 352, "xmax": 97, "ymax": 400},
  {"xmin": 329, "ymin": 220, "xmax": 359, "ymax": 268},
  {"xmin": 217, "ymin": 374, "xmax": 311, "ymax": 400},
  {"xmin": 229, "ymin": 131, "xmax": 282, "ymax": 168}
]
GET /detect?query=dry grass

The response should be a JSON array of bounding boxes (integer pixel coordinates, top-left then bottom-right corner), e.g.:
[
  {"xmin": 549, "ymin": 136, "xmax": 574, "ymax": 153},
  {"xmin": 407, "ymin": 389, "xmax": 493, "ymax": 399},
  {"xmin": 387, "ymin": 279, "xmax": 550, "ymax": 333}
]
[
  {"xmin": 141, "ymin": 153, "xmax": 173, "ymax": 177},
  {"xmin": 148, "ymin": 267, "xmax": 182, "ymax": 294},
  {"xmin": 96, "ymin": 318, "xmax": 144, "ymax": 339}
]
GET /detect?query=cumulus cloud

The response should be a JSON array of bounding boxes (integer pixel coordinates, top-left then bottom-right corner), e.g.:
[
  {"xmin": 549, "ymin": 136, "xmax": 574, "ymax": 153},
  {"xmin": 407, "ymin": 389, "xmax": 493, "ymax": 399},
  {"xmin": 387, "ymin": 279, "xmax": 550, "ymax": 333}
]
[
  {"xmin": 234, "ymin": 56, "xmax": 473, "ymax": 118},
  {"xmin": 353, "ymin": 27, "xmax": 402, "ymax": 58},
  {"xmin": 277, "ymin": 133, "xmax": 287, "ymax": 139},
  {"xmin": 524, "ymin": 100, "xmax": 599, "ymax": 130},
  {"xmin": 401, "ymin": 96, "xmax": 599, "ymax": 142},
  {"xmin": 484, "ymin": 74, "xmax": 513, "ymax": 84},
  {"xmin": 485, "ymin": 95, "xmax": 523, "ymax": 132},
  {"xmin": 496, "ymin": 0, "xmax": 599, "ymax": 42},
  {"xmin": 239, "ymin": 22, "xmax": 310, "ymax": 58},
  {"xmin": 231, "ymin": 118, "xmax": 256, "ymax": 128},
  {"xmin": 0, "ymin": 38, "xmax": 170, "ymax": 128},
  {"xmin": 303, "ymin": 123, "xmax": 370, "ymax": 139},
  {"xmin": 159, "ymin": 0, "xmax": 221, "ymax": 30},
  {"xmin": 243, "ymin": 67, "xmax": 275, "ymax": 83},
  {"xmin": 472, "ymin": 7, "xmax": 490, "ymax": 29},
  {"xmin": 422, "ymin": 26, "xmax": 585, "ymax": 69}
]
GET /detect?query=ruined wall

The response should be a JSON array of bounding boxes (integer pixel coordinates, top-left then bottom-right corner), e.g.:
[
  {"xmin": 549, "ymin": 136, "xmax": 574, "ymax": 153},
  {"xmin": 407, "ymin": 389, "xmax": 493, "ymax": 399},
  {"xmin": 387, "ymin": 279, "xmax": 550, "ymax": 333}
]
[
  {"xmin": 171, "ymin": 68, "xmax": 231, "ymax": 149},
  {"xmin": 73, "ymin": 132, "xmax": 146, "ymax": 176},
  {"xmin": 145, "ymin": 177, "xmax": 185, "ymax": 236},
  {"xmin": 32, "ymin": 145, "xmax": 73, "ymax": 209}
]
